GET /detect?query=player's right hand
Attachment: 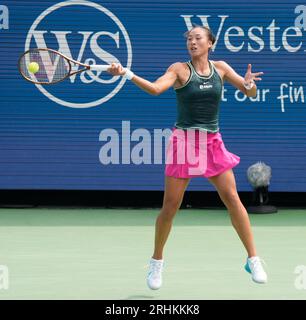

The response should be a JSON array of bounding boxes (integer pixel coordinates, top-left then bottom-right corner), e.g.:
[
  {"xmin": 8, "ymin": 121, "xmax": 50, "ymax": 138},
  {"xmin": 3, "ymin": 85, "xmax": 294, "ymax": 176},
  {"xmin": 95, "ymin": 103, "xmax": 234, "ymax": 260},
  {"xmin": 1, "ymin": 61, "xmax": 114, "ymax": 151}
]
[{"xmin": 107, "ymin": 63, "xmax": 127, "ymax": 76}]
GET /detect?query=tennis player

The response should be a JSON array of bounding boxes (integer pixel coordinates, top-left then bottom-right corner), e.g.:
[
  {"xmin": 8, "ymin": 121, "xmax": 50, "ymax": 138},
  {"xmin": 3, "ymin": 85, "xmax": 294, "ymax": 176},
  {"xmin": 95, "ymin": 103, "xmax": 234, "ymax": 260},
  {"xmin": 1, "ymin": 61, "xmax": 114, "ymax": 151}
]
[{"xmin": 107, "ymin": 25, "xmax": 267, "ymax": 289}]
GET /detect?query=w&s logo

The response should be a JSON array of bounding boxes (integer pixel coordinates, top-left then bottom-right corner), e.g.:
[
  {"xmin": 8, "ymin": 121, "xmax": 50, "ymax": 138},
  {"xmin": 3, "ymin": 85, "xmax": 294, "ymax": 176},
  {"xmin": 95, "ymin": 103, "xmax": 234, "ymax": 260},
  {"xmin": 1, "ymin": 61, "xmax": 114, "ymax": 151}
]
[{"xmin": 25, "ymin": 0, "xmax": 132, "ymax": 108}]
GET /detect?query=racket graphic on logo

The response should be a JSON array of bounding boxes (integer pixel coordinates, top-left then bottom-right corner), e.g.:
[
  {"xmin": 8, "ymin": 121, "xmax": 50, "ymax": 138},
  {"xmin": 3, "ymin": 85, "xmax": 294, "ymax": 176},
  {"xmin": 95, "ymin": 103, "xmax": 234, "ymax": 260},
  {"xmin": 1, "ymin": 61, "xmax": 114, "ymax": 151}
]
[{"xmin": 18, "ymin": 48, "xmax": 110, "ymax": 85}]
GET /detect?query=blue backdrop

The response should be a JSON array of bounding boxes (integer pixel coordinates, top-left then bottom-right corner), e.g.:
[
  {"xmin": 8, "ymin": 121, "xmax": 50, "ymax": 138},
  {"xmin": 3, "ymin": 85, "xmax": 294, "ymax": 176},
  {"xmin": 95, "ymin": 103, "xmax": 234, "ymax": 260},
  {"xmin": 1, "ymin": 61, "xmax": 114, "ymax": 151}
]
[{"xmin": 0, "ymin": 0, "xmax": 305, "ymax": 191}]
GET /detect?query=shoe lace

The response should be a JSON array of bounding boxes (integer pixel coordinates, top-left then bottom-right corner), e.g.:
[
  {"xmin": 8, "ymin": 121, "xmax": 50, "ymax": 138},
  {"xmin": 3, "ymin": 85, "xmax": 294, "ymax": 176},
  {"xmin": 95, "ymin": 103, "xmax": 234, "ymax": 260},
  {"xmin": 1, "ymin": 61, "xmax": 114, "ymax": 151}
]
[
  {"xmin": 251, "ymin": 257, "xmax": 266, "ymax": 272},
  {"xmin": 149, "ymin": 261, "xmax": 163, "ymax": 276}
]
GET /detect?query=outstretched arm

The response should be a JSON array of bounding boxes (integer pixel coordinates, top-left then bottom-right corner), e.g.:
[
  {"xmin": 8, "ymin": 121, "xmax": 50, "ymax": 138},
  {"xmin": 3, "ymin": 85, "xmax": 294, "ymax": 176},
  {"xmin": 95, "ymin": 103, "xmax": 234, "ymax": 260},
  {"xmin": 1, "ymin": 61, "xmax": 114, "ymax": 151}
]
[
  {"xmin": 107, "ymin": 63, "xmax": 179, "ymax": 96},
  {"xmin": 219, "ymin": 61, "xmax": 264, "ymax": 97}
]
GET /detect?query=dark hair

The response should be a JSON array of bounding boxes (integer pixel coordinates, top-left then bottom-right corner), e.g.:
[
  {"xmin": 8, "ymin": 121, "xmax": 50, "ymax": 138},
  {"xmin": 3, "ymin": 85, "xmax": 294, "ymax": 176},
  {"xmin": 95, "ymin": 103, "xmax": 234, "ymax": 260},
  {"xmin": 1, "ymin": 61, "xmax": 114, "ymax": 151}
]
[{"xmin": 184, "ymin": 25, "xmax": 216, "ymax": 52}]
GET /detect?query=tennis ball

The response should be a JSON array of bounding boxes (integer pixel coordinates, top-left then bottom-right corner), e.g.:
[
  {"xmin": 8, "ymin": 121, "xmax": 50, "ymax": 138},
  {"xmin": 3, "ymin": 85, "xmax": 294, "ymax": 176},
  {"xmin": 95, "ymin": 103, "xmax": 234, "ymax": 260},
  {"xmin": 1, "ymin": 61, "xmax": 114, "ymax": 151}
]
[{"xmin": 28, "ymin": 62, "xmax": 39, "ymax": 74}]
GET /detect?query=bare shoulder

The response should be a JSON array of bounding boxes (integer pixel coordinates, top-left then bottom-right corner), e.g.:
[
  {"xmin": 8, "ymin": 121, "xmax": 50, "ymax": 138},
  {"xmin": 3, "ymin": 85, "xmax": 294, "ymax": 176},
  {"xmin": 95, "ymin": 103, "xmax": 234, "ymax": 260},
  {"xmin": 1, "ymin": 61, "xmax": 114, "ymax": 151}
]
[
  {"xmin": 211, "ymin": 60, "xmax": 231, "ymax": 71},
  {"xmin": 212, "ymin": 60, "xmax": 246, "ymax": 87},
  {"xmin": 210, "ymin": 60, "xmax": 228, "ymax": 79},
  {"xmin": 169, "ymin": 62, "xmax": 191, "ymax": 89},
  {"xmin": 167, "ymin": 62, "xmax": 188, "ymax": 73}
]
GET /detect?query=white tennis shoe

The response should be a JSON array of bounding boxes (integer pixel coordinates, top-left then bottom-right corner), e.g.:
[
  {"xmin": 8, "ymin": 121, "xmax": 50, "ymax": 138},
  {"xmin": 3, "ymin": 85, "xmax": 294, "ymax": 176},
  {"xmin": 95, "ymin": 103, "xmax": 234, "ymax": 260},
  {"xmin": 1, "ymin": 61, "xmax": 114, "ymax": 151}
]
[
  {"xmin": 245, "ymin": 256, "xmax": 268, "ymax": 284},
  {"xmin": 147, "ymin": 258, "xmax": 164, "ymax": 290}
]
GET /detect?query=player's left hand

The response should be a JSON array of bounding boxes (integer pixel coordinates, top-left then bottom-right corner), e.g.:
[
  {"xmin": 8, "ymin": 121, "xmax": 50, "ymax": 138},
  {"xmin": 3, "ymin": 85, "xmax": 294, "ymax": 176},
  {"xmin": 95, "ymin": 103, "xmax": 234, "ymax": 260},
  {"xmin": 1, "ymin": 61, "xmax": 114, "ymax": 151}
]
[{"xmin": 244, "ymin": 64, "xmax": 264, "ymax": 86}]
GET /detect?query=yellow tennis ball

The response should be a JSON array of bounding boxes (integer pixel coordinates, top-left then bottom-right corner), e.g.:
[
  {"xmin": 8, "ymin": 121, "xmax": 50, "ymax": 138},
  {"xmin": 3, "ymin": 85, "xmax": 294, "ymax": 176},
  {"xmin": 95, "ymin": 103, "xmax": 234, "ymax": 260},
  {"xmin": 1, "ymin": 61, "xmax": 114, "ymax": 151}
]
[{"xmin": 28, "ymin": 62, "xmax": 39, "ymax": 74}]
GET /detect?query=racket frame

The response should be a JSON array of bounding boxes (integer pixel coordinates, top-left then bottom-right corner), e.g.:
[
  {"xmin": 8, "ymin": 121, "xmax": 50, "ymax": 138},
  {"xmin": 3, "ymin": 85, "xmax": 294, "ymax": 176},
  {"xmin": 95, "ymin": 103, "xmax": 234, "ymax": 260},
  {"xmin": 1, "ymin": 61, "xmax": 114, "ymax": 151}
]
[{"xmin": 18, "ymin": 48, "xmax": 94, "ymax": 85}]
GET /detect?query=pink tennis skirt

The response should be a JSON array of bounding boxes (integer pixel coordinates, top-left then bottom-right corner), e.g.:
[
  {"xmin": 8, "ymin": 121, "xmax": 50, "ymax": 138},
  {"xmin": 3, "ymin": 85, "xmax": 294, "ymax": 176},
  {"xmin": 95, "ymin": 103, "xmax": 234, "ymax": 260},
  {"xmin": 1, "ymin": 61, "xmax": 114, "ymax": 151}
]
[{"xmin": 165, "ymin": 128, "xmax": 240, "ymax": 178}]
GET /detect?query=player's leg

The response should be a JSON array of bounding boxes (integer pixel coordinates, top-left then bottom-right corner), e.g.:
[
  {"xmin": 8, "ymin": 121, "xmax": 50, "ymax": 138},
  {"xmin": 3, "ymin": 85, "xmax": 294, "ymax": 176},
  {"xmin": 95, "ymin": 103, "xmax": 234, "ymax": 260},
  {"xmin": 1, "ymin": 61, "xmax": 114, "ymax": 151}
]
[
  {"xmin": 147, "ymin": 176, "xmax": 190, "ymax": 290},
  {"xmin": 208, "ymin": 169, "xmax": 267, "ymax": 283},
  {"xmin": 208, "ymin": 169, "xmax": 256, "ymax": 256},
  {"xmin": 153, "ymin": 176, "xmax": 190, "ymax": 260}
]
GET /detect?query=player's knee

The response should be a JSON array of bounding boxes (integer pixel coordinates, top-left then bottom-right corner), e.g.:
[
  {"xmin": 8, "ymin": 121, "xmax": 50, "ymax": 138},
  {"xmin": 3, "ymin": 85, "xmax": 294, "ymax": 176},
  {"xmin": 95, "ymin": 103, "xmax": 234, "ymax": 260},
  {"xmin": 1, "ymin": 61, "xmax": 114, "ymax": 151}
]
[
  {"xmin": 159, "ymin": 210, "xmax": 176, "ymax": 222},
  {"xmin": 222, "ymin": 190, "xmax": 240, "ymax": 208},
  {"xmin": 161, "ymin": 198, "xmax": 181, "ymax": 219}
]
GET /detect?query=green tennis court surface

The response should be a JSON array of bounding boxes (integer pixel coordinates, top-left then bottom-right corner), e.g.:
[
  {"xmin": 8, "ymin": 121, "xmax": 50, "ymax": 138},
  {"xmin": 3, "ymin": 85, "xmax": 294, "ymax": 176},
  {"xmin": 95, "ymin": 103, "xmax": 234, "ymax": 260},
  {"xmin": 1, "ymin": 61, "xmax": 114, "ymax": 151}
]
[{"xmin": 0, "ymin": 208, "xmax": 305, "ymax": 300}]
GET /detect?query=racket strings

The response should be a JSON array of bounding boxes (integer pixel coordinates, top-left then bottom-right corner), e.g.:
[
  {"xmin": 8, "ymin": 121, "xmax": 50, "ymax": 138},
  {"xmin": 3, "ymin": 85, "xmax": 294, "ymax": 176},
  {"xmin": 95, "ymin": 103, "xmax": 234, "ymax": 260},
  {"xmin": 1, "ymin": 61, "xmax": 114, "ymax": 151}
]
[{"xmin": 19, "ymin": 49, "xmax": 70, "ymax": 84}]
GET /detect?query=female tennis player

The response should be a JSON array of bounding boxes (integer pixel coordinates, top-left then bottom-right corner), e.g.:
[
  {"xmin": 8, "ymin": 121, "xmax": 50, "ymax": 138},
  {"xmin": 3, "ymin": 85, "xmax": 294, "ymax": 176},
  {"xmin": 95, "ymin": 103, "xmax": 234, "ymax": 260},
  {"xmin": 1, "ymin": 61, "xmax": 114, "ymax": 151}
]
[{"xmin": 107, "ymin": 25, "xmax": 267, "ymax": 289}]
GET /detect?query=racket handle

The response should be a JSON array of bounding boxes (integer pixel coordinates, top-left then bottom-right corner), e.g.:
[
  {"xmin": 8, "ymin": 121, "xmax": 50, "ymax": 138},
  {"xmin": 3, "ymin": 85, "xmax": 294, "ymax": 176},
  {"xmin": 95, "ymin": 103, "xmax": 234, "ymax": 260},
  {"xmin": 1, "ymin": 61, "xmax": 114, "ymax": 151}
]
[{"xmin": 89, "ymin": 65, "xmax": 110, "ymax": 71}]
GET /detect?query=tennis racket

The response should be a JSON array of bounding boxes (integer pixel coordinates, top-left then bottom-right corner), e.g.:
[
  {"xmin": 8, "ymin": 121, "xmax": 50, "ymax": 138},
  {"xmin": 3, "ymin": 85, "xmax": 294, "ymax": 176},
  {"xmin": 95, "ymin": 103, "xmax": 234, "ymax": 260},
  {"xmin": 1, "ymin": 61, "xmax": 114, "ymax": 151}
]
[{"xmin": 18, "ymin": 48, "xmax": 110, "ymax": 85}]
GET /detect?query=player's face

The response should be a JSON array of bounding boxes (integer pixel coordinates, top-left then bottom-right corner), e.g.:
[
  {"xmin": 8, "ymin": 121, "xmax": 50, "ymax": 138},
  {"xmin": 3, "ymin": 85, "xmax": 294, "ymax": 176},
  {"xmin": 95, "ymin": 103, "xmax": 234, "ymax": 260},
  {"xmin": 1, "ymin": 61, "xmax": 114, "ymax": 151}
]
[{"xmin": 187, "ymin": 28, "xmax": 212, "ymax": 57}]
